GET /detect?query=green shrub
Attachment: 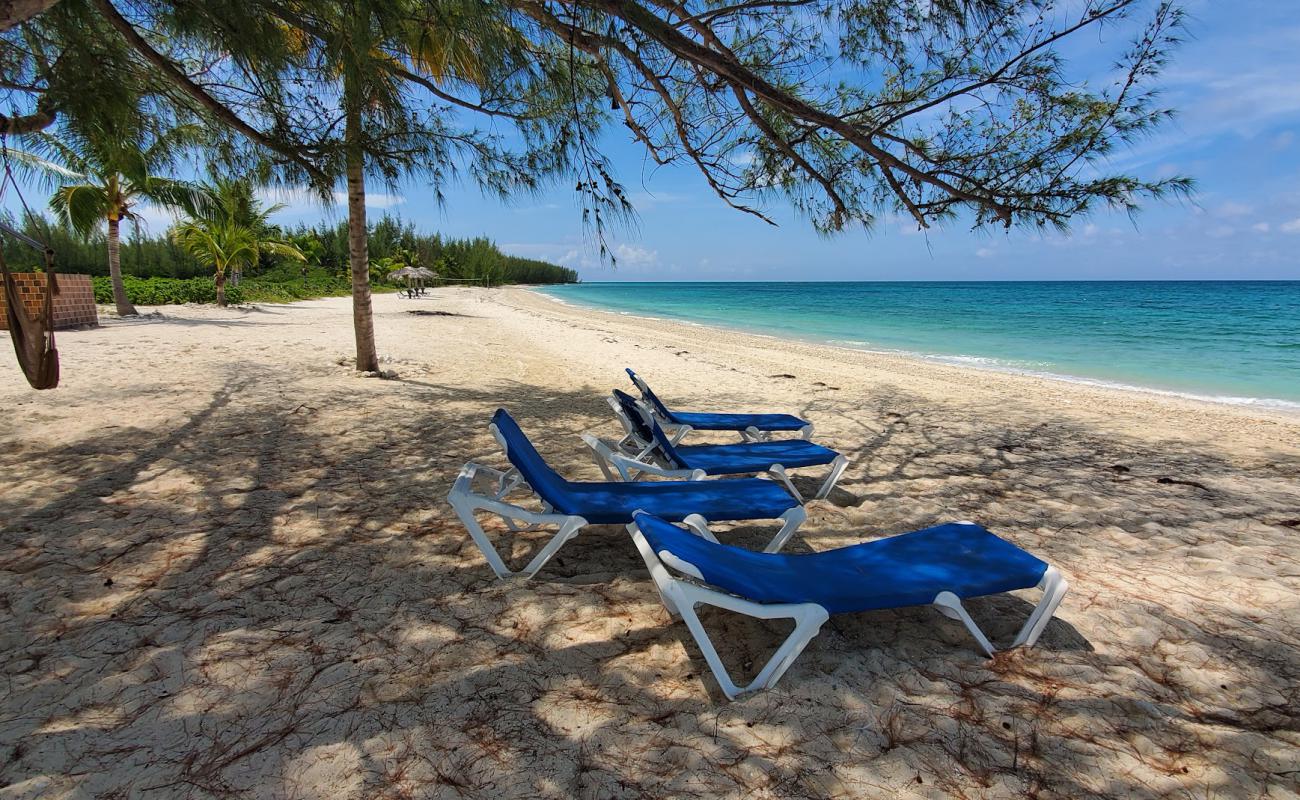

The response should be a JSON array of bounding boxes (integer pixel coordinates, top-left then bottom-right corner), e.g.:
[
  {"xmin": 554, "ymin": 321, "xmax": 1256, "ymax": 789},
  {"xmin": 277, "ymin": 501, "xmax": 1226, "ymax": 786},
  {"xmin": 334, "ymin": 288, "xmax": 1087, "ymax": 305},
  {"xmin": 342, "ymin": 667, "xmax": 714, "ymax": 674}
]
[
  {"xmin": 91, "ymin": 270, "xmax": 384, "ymax": 306},
  {"xmin": 237, "ymin": 265, "xmax": 363, "ymax": 302},
  {"xmin": 93, "ymin": 276, "xmax": 244, "ymax": 305}
]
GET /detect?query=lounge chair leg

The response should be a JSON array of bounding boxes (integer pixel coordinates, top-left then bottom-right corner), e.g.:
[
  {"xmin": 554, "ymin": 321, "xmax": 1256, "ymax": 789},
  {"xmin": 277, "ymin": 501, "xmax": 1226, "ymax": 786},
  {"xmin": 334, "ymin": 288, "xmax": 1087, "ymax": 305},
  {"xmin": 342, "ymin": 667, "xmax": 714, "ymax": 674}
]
[
  {"xmin": 667, "ymin": 582, "xmax": 829, "ymax": 699},
  {"xmin": 814, "ymin": 455, "xmax": 850, "ymax": 500},
  {"xmin": 763, "ymin": 506, "xmax": 807, "ymax": 553},
  {"xmin": 798, "ymin": 423, "xmax": 815, "ymax": 441},
  {"xmin": 932, "ymin": 591, "xmax": 997, "ymax": 658},
  {"xmin": 587, "ymin": 441, "xmax": 618, "ymax": 481},
  {"xmin": 449, "ymin": 492, "xmax": 587, "ymax": 579},
  {"xmin": 628, "ymin": 522, "xmax": 682, "ymax": 616},
  {"xmin": 518, "ymin": 517, "xmax": 588, "ymax": 577},
  {"xmin": 450, "ymin": 495, "xmax": 514, "ymax": 578},
  {"xmin": 768, "ymin": 464, "xmax": 806, "ymax": 504},
  {"xmin": 741, "ymin": 425, "xmax": 770, "ymax": 443},
  {"xmin": 1011, "ymin": 566, "xmax": 1069, "ymax": 648}
]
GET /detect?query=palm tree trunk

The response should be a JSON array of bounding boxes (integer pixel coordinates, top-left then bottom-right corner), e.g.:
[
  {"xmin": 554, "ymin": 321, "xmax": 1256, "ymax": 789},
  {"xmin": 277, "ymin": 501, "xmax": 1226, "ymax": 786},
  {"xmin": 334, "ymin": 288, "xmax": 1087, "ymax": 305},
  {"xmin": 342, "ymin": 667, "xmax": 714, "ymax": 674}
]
[
  {"xmin": 106, "ymin": 216, "xmax": 138, "ymax": 316},
  {"xmin": 215, "ymin": 269, "xmax": 227, "ymax": 307},
  {"xmin": 344, "ymin": 79, "xmax": 379, "ymax": 373}
]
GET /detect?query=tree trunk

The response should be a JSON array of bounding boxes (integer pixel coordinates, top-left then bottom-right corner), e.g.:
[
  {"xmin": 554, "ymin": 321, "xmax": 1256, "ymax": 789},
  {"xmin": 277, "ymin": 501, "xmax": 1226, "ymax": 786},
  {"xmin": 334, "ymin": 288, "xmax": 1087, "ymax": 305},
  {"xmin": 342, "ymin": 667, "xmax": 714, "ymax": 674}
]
[
  {"xmin": 344, "ymin": 79, "xmax": 379, "ymax": 373},
  {"xmin": 105, "ymin": 216, "xmax": 137, "ymax": 316},
  {"xmin": 215, "ymin": 269, "xmax": 227, "ymax": 307},
  {"xmin": 0, "ymin": 0, "xmax": 64, "ymax": 33}
]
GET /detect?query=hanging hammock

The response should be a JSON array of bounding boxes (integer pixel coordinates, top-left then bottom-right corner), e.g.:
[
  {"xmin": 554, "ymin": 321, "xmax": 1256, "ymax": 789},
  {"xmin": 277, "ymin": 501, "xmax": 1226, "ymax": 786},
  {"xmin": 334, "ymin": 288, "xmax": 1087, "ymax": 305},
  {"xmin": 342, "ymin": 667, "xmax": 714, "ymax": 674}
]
[{"xmin": 0, "ymin": 145, "xmax": 60, "ymax": 390}]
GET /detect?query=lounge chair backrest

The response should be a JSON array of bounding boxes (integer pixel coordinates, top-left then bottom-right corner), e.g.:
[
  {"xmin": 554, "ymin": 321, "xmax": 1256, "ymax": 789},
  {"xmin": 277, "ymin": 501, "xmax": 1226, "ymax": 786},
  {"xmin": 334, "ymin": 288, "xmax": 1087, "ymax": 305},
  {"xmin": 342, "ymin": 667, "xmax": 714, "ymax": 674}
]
[
  {"xmin": 613, "ymin": 390, "xmax": 660, "ymax": 442},
  {"xmin": 625, "ymin": 368, "xmax": 674, "ymax": 421},
  {"xmin": 612, "ymin": 389, "xmax": 686, "ymax": 468},
  {"xmin": 489, "ymin": 409, "xmax": 571, "ymax": 505}
]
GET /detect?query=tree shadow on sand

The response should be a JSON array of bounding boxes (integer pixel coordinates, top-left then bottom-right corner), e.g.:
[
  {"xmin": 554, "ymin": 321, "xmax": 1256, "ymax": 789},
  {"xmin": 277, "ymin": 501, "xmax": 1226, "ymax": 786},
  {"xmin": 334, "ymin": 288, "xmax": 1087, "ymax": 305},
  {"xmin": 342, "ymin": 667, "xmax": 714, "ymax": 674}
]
[{"xmin": 1, "ymin": 372, "xmax": 1297, "ymax": 798}]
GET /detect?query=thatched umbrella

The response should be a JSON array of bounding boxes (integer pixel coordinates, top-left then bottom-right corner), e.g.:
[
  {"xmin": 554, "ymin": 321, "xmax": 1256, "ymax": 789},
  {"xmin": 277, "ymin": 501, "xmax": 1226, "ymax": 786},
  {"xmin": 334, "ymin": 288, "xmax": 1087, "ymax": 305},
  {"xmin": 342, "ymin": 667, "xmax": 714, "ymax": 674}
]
[
  {"xmin": 387, "ymin": 266, "xmax": 421, "ymax": 297},
  {"xmin": 410, "ymin": 267, "xmax": 439, "ymax": 293}
]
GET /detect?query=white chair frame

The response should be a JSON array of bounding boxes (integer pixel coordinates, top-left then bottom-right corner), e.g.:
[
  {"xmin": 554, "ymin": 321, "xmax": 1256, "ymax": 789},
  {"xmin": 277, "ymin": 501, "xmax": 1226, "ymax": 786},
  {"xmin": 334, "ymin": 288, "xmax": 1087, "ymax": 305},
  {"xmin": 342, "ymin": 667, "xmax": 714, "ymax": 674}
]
[{"xmin": 627, "ymin": 518, "xmax": 1070, "ymax": 699}]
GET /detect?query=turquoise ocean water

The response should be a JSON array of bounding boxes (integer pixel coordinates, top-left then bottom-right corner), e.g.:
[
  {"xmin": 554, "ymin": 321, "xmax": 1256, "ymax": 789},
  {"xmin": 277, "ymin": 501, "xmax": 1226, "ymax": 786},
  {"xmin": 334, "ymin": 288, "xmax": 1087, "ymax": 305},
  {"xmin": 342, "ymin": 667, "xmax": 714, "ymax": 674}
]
[{"xmin": 537, "ymin": 282, "xmax": 1300, "ymax": 408}]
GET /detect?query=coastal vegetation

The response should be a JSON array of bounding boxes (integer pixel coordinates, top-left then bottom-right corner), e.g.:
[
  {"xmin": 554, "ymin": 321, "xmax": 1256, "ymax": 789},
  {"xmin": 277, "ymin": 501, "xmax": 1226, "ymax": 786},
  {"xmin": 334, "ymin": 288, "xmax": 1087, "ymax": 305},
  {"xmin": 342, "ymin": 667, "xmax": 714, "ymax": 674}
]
[{"xmin": 1, "ymin": 212, "xmax": 580, "ymax": 299}]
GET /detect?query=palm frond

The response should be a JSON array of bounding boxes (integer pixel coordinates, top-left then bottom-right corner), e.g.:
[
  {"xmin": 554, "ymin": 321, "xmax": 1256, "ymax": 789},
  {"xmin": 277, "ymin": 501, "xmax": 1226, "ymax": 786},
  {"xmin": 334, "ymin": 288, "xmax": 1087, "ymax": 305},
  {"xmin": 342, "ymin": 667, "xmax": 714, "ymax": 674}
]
[
  {"xmin": 132, "ymin": 177, "xmax": 216, "ymax": 219},
  {"xmin": 259, "ymin": 239, "xmax": 306, "ymax": 262},
  {"xmin": 50, "ymin": 184, "xmax": 112, "ymax": 238},
  {"xmin": 3, "ymin": 147, "xmax": 87, "ymax": 193}
]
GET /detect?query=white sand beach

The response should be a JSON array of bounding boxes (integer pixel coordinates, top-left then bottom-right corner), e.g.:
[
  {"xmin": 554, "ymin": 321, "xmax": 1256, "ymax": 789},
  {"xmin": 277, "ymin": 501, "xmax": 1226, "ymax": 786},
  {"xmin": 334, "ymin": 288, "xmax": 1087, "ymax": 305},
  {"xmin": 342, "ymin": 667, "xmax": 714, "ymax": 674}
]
[{"xmin": 1, "ymin": 287, "xmax": 1298, "ymax": 798}]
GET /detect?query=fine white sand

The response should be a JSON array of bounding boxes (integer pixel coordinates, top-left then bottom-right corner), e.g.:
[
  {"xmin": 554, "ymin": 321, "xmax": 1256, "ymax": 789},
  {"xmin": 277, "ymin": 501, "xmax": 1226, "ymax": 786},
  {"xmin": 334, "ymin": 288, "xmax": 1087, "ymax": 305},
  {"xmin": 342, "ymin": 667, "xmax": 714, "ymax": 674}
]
[{"xmin": 1, "ymin": 288, "xmax": 1297, "ymax": 799}]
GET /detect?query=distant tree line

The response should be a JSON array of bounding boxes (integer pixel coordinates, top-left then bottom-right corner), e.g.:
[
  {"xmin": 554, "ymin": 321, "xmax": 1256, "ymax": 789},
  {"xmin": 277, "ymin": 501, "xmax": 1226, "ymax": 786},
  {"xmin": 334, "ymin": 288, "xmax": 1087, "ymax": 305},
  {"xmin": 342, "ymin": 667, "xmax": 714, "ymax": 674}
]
[
  {"xmin": 292, "ymin": 216, "xmax": 578, "ymax": 286},
  {"xmin": 0, "ymin": 212, "xmax": 578, "ymax": 285}
]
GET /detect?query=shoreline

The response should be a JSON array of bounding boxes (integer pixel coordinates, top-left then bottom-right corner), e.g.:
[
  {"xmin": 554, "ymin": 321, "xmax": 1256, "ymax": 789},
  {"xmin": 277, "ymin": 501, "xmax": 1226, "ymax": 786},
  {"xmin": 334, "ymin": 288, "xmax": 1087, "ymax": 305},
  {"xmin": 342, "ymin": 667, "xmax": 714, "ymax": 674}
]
[
  {"xmin": 531, "ymin": 285, "xmax": 1300, "ymax": 415},
  {"xmin": 518, "ymin": 286, "xmax": 1300, "ymax": 431}
]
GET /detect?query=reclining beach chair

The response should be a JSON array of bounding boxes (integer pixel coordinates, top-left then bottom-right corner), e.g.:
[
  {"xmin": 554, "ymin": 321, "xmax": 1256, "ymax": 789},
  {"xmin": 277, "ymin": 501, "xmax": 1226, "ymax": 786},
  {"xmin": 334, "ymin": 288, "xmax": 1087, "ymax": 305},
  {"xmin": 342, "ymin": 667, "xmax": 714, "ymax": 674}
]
[
  {"xmin": 585, "ymin": 390, "xmax": 849, "ymax": 502},
  {"xmin": 628, "ymin": 512, "xmax": 1069, "ymax": 699},
  {"xmin": 448, "ymin": 409, "xmax": 807, "ymax": 578},
  {"xmin": 627, "ymin": 369, "xmax": 813, "ymax": 443}
]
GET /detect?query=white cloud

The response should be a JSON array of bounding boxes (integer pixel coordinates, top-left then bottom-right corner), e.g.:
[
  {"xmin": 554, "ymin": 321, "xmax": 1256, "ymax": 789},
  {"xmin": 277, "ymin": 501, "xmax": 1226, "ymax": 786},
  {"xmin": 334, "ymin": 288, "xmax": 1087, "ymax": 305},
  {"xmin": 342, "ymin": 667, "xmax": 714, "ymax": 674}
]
[
  {"xmin": 336, "ymin": 191, "xmax": 405, "ymax": 209},
  {"xmin": 256, "ymin": 186, "xmax": 406, "ymax": 219},
  {"xmin": 975, "ymin": 247, "xmax": 995, "ymax": 259},
  {"xmin": 626, "ymin": 190, "xmax": 687, "ymax": 211},
  {"xmin": 1206, "ymin": 225, "xmax": 1236, "ymax": 238},
  {"xmin": 612, "ymin": 243, "xmax": 658, "ymax": 267},
  {"xmin": 1280, "ymin": 217, "xmax": 1300, "ymax": 233},
  {"xmin": 1215, "ymin": 201, "xmax": 1253, "ymax": 218},
  {"xmin": 727, "ymin": 151, "xmax": 756, "ymax": 168},
  {"xmin": 887, "ymin": 213, "xmax": 925, "ymax": 236},
  {"xmin": 1252, "ymin": 222, "xmax": 1271, "ymax": 233}
]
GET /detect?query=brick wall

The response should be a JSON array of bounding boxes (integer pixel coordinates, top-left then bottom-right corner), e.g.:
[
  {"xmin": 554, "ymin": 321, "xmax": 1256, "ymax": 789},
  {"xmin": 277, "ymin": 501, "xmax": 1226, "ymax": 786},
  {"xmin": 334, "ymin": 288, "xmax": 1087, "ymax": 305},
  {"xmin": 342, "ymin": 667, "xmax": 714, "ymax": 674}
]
[{"xmin": 0, "ymin": 273, "xmax": 99, "ymax": 331}]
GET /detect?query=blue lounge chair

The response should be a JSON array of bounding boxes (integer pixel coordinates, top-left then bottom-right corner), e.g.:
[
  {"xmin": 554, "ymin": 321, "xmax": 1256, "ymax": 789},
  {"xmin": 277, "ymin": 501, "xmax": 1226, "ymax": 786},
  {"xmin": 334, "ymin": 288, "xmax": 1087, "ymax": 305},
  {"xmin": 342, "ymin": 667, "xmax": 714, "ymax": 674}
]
[
  {"xmin": 585, "ymin": 390, "xmax": 849, "ymax": 502},
  {"xmin": 447, "ymin": 409, "xmax": 806, "ymax": 578},
  {"xmin": 628, "ymin": 512, "xmax": 1069, "ymax": 699},
  {"xmin": 626, "ymin": 369, "xmax": 813, "ymax": 443}
]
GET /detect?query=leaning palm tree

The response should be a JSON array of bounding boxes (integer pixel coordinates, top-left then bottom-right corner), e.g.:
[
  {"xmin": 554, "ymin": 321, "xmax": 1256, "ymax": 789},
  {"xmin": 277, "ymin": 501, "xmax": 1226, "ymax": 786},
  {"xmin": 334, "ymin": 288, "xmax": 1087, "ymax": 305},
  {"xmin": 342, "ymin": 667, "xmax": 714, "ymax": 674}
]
[
  {"xmin": 171, "ymin": 218, "xmax": 304, "ymax": 307},
  {"xmin": 13, "ymin": 122, "xmax": 210, "ymax": 316}
]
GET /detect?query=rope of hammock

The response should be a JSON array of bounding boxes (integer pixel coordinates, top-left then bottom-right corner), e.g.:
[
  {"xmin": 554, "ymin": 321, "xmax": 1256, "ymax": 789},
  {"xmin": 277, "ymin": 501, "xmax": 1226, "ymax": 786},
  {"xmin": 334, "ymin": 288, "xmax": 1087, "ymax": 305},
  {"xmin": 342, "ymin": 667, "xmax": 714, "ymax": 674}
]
[{"xmin": 0, "ymin": 137, "xmax": 60, "ymax": 390}]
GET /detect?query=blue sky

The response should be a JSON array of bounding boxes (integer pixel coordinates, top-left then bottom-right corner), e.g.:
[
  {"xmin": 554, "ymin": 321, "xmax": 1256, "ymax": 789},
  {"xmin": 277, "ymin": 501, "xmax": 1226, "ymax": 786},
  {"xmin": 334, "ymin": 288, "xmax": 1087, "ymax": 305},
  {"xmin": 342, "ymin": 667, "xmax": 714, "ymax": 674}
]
[
  {"xmin": 395, "ymin": 0, "xmax": 1299, "ymax": 282},
  {"xmin": 10, "ymin": 1, "xmax": 1300, "ymax": 281}
]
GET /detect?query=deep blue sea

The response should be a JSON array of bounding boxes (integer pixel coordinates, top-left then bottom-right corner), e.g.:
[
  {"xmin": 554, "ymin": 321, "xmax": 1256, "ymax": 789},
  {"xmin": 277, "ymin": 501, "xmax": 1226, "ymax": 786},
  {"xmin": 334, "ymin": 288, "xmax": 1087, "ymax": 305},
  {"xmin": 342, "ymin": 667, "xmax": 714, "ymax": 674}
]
[{"xmin": 538, "ymin": 281, "xmax": 1300, "ymax": 408}]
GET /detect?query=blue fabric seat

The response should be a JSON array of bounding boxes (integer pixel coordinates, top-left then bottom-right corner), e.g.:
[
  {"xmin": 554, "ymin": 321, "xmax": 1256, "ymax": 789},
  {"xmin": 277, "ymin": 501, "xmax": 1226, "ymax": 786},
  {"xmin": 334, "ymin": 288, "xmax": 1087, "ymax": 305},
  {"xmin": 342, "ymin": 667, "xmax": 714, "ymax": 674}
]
[
  {"xmin": 670, "ymin": 411, "xmax": 810, "ymax": 433},
  {"xmin": 492, "ymin": 409, "xmax": 799, "ymax": 524},
  {"xmin": 634, "ymin": 512, "xmax": 1049, "ymax": 614},
  {"xmin": 676, "ymin": 440, "xmax": 841, "ymax": 474},
  {"xmin": 611, "ymin": 389, "xmax": 840, "ymax": 475},
  {"xmin": 627, "ymin": 369, "xmax": 809, "ymax": 433},
  {"xmin": 557, "ymin": 480, "xmax": 799, "ymax": 525}
]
